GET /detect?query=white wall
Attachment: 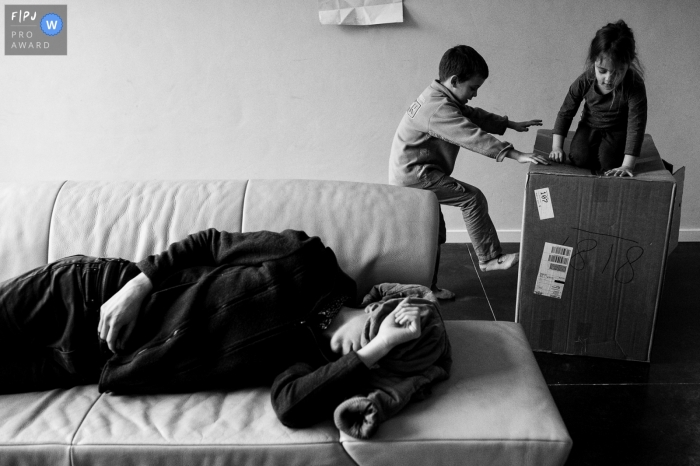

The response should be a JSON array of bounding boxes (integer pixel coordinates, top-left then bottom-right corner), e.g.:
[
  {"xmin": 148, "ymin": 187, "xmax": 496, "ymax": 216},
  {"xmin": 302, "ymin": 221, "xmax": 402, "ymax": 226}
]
[{"xmin": 2, "ymin": 0, "xmax": 698, "ymax": 241}]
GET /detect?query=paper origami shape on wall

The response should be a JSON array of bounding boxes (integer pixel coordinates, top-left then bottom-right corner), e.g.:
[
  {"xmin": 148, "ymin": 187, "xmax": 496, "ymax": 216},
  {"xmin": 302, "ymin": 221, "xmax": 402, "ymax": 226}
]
[{"xmin": 318, "ymin": 0, "xmax": 403, "ymax": 26}]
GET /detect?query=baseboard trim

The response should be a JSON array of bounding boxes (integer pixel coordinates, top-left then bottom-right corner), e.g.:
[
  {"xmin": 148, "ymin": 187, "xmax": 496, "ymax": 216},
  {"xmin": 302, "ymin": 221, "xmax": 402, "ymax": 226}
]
[{"xmin": 446, "ymin": 229, "xmax": 700, "ymax": 243}]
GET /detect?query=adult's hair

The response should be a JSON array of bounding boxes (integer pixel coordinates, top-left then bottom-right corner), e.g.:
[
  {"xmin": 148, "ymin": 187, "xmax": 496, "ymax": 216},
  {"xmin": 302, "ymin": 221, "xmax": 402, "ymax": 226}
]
[
  {"xmin": 439, "ymin": 45, "xmax": 489, "ymax": 83},
  {"xmin": 586, "ymin": 19, "xmax": 644, "ymax": 79}
]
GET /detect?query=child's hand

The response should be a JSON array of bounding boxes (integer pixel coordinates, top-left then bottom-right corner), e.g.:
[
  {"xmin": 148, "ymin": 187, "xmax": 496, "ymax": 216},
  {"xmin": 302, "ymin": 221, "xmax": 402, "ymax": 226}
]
[
  {"xmin": 549, "ymin": 148, "xmax": 566, "ymax": 163},
  {"xmin": 509, "ymin": 119, "xmax": 543, "ymax": 132},
  {"xmin": 505, "ymin": 149, "xmax": 550, "ymax": 165},
  {"xmin": 605, "ymin": 166, "xmax": 635, "ymax": 177}
]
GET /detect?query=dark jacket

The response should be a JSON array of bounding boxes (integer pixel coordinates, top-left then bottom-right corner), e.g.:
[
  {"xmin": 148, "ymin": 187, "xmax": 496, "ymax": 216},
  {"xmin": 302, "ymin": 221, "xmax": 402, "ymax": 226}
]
[{"xmin": 98, "ymin": 229, "xmax": 358, "ymax": 395}]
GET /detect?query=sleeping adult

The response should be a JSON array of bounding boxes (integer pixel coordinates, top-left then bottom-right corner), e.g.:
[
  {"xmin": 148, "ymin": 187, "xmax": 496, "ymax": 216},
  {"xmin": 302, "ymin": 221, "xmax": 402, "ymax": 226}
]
[{"xmin": 0, "ymin": 229, "xmax": 451, "ymax": 438}]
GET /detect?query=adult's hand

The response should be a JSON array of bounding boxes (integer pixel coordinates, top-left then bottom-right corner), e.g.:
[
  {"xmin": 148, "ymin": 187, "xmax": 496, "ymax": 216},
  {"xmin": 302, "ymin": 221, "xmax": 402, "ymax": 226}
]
[
  {"xmin": 99, "ymin": 272, "xmax": 153, "ymax": 352},
  {"xmin": 375, "ymin": 298, "xmax": 430, "ymax": 349},
  {"xmin": 356, "ymin": 298, "xmax": 431, "ymax": 368}
]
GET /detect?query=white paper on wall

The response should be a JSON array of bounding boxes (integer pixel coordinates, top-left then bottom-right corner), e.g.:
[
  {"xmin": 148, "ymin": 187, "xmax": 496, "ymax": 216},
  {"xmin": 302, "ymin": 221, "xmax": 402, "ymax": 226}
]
[{"xmin": 318, "ymin": 0, "xmax": 403, "ymax": 26}]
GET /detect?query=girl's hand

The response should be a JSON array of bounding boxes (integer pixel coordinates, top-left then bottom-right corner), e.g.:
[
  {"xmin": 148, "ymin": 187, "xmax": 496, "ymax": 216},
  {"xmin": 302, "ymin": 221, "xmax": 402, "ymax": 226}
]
[
  {"xmin": 509, "ymin": 119, "xmax": 543, "ymax": 132},
  {"xmin": 605, "ymin": 166, "xmax": 635, "ymax": 177},
  {"xmin": 549, "ymin": 148, "xmax": 566, "ymax": 163},
  {"xmin": 99, "ymin": 272, "xmax": 153, "ymax": 352}
]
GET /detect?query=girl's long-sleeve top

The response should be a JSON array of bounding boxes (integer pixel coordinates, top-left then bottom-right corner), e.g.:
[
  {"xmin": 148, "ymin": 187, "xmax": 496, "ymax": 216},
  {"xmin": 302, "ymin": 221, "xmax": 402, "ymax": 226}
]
[{"xmin": 553, "ymin": 69, "xmax": 647, "ymax": 157}]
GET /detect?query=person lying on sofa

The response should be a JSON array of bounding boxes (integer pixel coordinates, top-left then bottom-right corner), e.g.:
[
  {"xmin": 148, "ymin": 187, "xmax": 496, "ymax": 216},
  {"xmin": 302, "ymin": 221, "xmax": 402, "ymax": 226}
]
[{"xmin": 0, "ymin": 228, "xmax": 451, "ymax": 439}]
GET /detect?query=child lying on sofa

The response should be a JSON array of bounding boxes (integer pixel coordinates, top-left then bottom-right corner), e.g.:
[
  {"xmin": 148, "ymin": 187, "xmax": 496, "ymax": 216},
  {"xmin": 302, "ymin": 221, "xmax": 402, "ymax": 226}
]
[{"xmin": 0, "ymin": 228, "xmax": 451, "ymax": 439}]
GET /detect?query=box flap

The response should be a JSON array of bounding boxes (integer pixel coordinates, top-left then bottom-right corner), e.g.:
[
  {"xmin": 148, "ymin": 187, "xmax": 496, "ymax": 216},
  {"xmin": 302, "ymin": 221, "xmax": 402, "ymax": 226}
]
[{"xmin": 667, "ymin": 166, "xmax": 686, "ymax": 256}]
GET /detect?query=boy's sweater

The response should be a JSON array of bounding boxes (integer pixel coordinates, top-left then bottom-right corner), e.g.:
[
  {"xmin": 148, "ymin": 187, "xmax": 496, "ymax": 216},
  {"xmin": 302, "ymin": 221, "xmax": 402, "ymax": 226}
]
[{"xmin": 389, "ymin": 80, "xmax": 513, "ymax": 186}]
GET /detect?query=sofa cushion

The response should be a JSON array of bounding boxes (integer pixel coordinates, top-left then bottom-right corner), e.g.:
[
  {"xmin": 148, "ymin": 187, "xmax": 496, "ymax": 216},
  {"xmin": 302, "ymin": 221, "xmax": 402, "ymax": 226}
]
[
  {"xmin": 0, "ymin": 181, "xmax": 64, "ymax": 282},
  {"xmin": 243, "ymin": 179, "xmax": 439, "ymax": 297},
  {"xmin": 0, "ymin": 386, "xmax": 100, "ymax": 466},
  {"xmin": 71, "ymin": 388, "xmax": 355, "ymax": 466},
  {"xmin": 43, "ymin": 179, "xmax": 439, "ymax": 300},
  {"xmin": 48, "ymin": 180, "xmax": 248, "ymax": 262},
  {"xmin": 0, "ymin": 321, "xmax": 571, "ymax": 466},
  {"xmin": 341, "ymin": 321, "xmax": 572, "ymax": 466}
]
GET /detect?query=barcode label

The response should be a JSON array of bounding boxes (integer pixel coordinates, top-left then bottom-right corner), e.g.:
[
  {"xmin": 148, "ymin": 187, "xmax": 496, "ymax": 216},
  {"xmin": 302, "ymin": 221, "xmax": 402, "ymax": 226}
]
[
  {"xmin": 534, "ymin": 242, "xmax": 574, "ymax": 299},
  {"xmin": 548, "ymin": 255, "xmax": 569, "ymax": 265},
  {"xmin": 550, "ymin": 246, "xmax": 571, "ymax": 256}
]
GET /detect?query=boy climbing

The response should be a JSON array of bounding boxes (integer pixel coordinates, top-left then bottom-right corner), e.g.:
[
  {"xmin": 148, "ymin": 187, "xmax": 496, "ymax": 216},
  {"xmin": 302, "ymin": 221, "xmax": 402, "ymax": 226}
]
[{"xmin": 389, "ymin": 45, "xmax": 549, "ymax": 299}]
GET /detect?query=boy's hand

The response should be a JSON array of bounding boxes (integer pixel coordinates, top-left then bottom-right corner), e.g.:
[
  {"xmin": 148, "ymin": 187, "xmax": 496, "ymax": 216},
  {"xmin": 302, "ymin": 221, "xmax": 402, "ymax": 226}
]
[
  {"xmin": 549, "ymin": 148, "xmax": 566, "ymax": 163},
  {"xmin": 505, "ymin": 149, "xmax": 550, "ymax": 165},
  {"xmin": 508, "ymin": 119, "xmax": 543, "ymax": 132}
]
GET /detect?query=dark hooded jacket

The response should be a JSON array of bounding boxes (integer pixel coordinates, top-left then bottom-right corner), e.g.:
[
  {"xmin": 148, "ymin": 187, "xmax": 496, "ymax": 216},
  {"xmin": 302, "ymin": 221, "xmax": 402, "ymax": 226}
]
[{"xmin": 98, "ymin": 229, "xmax": 358, "ymax": 394}]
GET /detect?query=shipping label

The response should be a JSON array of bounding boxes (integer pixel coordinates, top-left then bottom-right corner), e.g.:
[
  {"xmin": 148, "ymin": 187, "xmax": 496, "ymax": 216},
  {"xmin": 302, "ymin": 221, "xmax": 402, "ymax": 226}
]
[
  {"xmin": 534, "ymin": 242, "xmax": 573, "ymax": 299},
  {"xmin": 534, "ymin": 187, "xmax": 554, "ymax": 220}
]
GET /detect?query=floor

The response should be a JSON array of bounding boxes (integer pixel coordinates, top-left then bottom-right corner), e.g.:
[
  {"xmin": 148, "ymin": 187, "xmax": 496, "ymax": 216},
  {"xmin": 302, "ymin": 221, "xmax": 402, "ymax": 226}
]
[{"xmin": 437, "ymin": 242, "xmax": 700, "ymax": 466}]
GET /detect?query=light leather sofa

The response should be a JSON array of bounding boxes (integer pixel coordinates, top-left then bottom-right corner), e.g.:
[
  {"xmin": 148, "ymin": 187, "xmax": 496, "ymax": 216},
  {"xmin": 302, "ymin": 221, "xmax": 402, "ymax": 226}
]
[{"xmin": 0, "ymin": 179, "xmax": 572, "ymax": 466}]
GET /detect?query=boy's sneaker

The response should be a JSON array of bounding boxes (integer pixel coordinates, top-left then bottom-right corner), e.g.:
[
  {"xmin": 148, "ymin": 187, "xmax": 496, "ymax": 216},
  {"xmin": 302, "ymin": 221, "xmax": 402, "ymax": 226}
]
[
  {"xmin": 431, "ymin": 287, "xmax": 456, "ymax": 300},
  {"xmin": 479, "ymin": 253, "xmax": 519, "ymax": 272}
]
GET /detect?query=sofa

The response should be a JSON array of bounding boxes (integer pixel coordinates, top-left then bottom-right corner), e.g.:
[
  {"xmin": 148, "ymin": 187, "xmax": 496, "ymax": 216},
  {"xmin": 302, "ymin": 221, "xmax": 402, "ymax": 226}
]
[{"xmin": 0, "ymin": 179, "xmax": 572, "ymax": 466}]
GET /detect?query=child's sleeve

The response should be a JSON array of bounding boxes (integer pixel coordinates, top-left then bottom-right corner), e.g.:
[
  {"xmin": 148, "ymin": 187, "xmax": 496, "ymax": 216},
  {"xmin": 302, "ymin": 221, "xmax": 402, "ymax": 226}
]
[
  {"xmin": 624, "ymin": 80, "xmax": 647, "ymax": 157},
  {"xmin": 428, "ymin": 103, "xmax": 513, "ymax": 161},
  {"xmin": 553, "ymin": 74, "xmax": 587, "ymax": 137},
  {"xmin": 462, "ymin": 106, "xmax": 510, "ymax": 135}
]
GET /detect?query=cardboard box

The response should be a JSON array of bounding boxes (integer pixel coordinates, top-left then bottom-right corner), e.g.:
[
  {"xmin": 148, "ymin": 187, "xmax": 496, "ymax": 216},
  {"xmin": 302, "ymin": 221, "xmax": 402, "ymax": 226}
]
[{"xmin": 516, "ymin": 130, "xmax": 684, "ymax": 361}]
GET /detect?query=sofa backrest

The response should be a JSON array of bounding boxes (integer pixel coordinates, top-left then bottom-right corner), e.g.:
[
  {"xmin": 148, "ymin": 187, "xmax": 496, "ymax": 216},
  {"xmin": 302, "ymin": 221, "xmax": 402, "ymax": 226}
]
[{"xmin": 0, "ymin": 179, "xmax": 439, "ymax": 298}]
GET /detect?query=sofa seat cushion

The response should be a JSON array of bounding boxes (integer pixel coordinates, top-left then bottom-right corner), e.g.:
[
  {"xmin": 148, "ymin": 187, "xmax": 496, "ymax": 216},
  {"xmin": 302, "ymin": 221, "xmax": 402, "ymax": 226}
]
[
  {"xmin": 341, "ymin": 321, "xmax": 572, "ymax": 466},
  {"xmin": 0, "ymin": 386, "xmax": 101, "ymax": 466},
  {"xmin": 70, "ymin": 388, "xmax": 355, "ymax": 466},
  {"xmin": 0, "ymin": 322, "xmax": 570, "ymax": 466}
]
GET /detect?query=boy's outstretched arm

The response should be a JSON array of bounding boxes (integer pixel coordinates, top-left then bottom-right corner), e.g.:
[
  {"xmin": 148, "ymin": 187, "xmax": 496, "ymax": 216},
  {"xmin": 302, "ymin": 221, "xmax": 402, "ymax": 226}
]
[
  {"xmin": 504, "ymin": 148, "xmax": 550, "ymax": 165},
  {"xmin": 508, "ymin": 119, "xmax": 543, "ymax": 132}
]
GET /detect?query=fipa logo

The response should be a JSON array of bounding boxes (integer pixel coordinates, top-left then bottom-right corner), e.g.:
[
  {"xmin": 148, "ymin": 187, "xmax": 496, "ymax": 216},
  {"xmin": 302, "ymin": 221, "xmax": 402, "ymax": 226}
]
[{"xmin": 5, "ymin": 5, "xmax": 67, "ymax": 55}]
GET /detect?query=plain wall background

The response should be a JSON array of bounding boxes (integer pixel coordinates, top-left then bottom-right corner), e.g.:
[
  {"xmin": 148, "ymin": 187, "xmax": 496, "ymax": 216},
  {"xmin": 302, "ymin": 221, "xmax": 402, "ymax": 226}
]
[{"xmin": 2, "ymin": 0, "xmax": 697, "ymax": 241}]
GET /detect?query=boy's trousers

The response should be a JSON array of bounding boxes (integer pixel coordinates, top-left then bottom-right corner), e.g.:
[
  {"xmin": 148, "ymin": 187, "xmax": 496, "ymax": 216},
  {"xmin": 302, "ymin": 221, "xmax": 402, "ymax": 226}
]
[
  {"xmin": 407, "ymin": 168, "xmax": 502, "ymax": 287},
  {"xmin": 0, "ymin": 255, "xmax": 139, "ymax": 393}
]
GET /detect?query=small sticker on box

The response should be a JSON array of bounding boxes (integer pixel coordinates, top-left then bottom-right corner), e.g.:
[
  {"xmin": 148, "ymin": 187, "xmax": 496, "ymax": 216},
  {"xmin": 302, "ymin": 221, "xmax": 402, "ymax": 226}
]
[
  {"xmin": 534, "ymin": 188, "xmax": 554, "ymax": 220},
  {"xmin": 534, "ymin": 242, "xmax": 573, "ymax": 299}
]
